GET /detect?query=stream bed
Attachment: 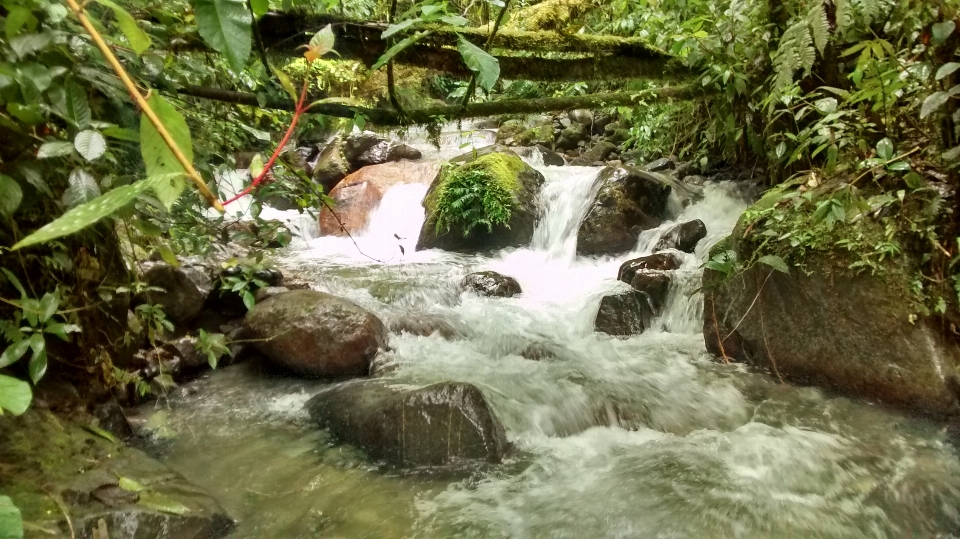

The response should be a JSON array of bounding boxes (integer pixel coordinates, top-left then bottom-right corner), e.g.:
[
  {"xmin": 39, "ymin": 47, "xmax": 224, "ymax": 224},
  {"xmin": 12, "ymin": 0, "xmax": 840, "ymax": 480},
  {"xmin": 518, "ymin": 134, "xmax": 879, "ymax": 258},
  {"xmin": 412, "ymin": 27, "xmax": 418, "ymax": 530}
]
[{"xmin": 131, "ymin": 129, "xmax": 960, "ymax": 538}]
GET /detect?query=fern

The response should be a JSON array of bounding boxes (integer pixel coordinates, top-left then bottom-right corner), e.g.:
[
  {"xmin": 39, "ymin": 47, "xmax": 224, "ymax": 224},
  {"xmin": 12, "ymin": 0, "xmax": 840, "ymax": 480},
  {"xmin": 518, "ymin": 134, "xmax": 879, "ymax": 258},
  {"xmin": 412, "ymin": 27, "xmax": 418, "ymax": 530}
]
[
  {"xmin": 432, "ymin": 167, "xmax": 514, "ymax": 237},
  {"xmin": 808, "ymin": 4, "xmax": 830, "ymax": 55}
]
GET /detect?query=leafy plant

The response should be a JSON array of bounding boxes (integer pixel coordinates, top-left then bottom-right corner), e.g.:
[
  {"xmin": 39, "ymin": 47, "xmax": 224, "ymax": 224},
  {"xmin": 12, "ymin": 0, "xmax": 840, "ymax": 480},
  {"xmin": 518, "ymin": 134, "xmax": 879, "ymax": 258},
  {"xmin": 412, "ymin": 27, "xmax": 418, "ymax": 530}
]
[
  {"xmin": 432, "ymin": 166, "xmax": 515, "ymax": 237},
  {"xmin": 195, "ymin": 329, "xmax": 230, "ymax": 368}
]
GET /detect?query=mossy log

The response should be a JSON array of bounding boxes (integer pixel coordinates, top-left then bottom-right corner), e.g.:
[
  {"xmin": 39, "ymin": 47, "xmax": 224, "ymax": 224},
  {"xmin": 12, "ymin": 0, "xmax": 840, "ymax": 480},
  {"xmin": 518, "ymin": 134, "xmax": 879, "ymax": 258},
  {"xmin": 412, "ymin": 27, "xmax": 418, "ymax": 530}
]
[{"xmin": 173, "ymin": 85, "xmax": 702, "ymax": 126}]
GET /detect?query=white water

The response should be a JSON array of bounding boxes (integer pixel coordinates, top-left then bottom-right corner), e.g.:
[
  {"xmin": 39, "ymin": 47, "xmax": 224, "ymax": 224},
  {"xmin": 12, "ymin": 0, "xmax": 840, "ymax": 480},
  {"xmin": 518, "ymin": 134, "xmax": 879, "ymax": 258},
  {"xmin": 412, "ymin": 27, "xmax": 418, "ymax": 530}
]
[{"xmin": 137, "ymin": 128, "xmax": 960, "ymax": 539}]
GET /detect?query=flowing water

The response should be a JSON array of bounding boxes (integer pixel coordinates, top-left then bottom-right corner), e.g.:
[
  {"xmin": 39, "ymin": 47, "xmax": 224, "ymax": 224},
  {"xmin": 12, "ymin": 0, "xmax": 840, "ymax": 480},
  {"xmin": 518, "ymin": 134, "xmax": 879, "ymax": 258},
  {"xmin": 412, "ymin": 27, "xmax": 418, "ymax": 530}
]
[{"xmin": 133, "ymin": 127, "xmax": 960, "ymax": 538}]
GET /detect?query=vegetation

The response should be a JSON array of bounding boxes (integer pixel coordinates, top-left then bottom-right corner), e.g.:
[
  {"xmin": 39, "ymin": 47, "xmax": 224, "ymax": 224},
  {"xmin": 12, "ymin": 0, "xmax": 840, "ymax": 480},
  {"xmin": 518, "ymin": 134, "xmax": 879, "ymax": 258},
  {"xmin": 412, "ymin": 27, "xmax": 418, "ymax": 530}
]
[{"xmin": 428, "ymin": 152, "xmax": 526, "ymax": 236}]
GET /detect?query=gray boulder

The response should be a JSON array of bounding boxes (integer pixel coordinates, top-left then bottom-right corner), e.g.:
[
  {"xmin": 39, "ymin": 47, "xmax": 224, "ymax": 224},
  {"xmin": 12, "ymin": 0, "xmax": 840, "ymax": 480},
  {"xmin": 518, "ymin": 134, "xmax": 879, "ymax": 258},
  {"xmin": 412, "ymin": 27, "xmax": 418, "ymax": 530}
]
[
  {"xmin": 655, "ymin": 220, "xmax": 708, "ymax": 253},
  {"xmin": 311, "ymin": 141, "xmax": 350, "ymax": 193},
  {"xmin": 595, "ymin": 290, "xmax": 654, "ymax": 336},
  {"xmin": 556, "ymin": 124, "xmax": 588, "ymax": 151},
  {"xmin": 462, "ymin": 271, "xmax": 522, "ymax": 298},
  {"xmin": 571, "ymin": 141, "xmax": 617, "ymax": 166},
  {"xmin": 306, "ymin": 381, "xmax": 510, "ymax": 466},
  {"xmin": 642, "ymin": 157, "xmax": 675, "ymax": 172},
  {"xmin": 342, "ymin": 131, "xmax": 422, "ymax": 170},
  {"xmin": 243, "ymin": 290, "xmax": 387, "ymax": 378},
  {"xmin": 577, "ymin": 166, "xmax": 673, "ymax": 255},
  {"xmin": 139, "ymin": 262, "xmax": 213, "ymax": 326}
]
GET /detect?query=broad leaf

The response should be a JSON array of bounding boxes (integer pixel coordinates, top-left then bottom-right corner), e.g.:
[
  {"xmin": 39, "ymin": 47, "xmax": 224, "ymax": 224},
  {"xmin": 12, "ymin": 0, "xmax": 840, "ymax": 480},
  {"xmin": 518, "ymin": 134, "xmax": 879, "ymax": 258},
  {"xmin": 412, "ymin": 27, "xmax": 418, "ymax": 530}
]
[
  {"xmin": 457, "ymin": 36, "xmax": 499, "ymax": 92},
  {"xmin": 0, "ymin": 375, "xmax": 32, "ymax": 416},
  {"xmin": 0, "ymin": 496, "xmax": 23, "ymax": 539},
  {"xmin": 118, "ymin": 476, "xmax": 147, "ymax": 492},
  {"xmin": 141, "ymin": 94, "xmax": 190, "ymax": 208},
  {"xmin": 758, "ymin": 255, "xmax": 789, "ymax": 273},
  {"xmin": 10, "ymin": 31, "xmax": 52, "ymax": 59},
  {"xmin": 0, "ymin": 174, "xmax": 22, "ymax": 217},
  {"xmin": 876, "ymin": 138, "xmax": 894, "ymax": 161},
  {"xmin": 36, "ymin": 141, "xmax": 74, "ymax": 159},
  {"xmin": 138, "ymin": 491, "xmax": 190, "ymax": 515},
  {"xmin": 270, "ymin": 65, "xmax": 298, "ymax": 102},
  {"xmin": 74, "ymin": 130, "xmax": 107, "ymax": 161},
  {"xmin": 250, "ymin": 0, "xmax": 269, "ymax": 17},
  {"xmin": 102, "ymin": 126, "xmax": 140, "ymax": 142},
  {"xmin": 98, "ymin": 0, "xmax": 152, "ymax": 55},
  {"xmin": 933, "ymin": 21, "xmax": 956, "ymax": 45},
  {"xmin": 937, "ymin": 62, "xmax": 960, "ymax": 81},
  {"xmin": 51, "ymin": 78, "xmax": 91, "ymax": 129},
  {"xmin": 64, "ymin": 169, "xmax": 101, "ymax": 208},
  {"xmin": 382, "ymin": 18, "xmax": 420, "ymax": 39},
  {"xmin": 11, "ymin": 179, "xmax": 157, "ymax": 250},
  {"xmin": 371, "ymin": 31, "xmax": 430, "ymax": 70},
  {"xmin": 0, "ymin": 339, "xmax": 30, "ymax": 369},
  {"xmin": 27, "ymin": 334, "xmax": 46, "ymax": 384},
  {"xmin": 191, "ymin": 0, "xmax": 252, "ymax": 72},
  {"xmin": 4, "ymin": 6, "xmax": 38, "ymax": 41},
  {"xmin": 304, "ymin": 24, "xmax": 337, "ymax": 61}
]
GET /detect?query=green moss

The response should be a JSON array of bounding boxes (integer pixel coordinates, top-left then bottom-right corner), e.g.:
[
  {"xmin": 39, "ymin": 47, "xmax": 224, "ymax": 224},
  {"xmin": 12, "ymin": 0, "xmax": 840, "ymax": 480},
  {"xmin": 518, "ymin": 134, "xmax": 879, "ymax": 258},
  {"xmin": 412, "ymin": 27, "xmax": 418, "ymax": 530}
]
[{"xmin": 425, "ymin": 153, "xmax": 527, "ymax": 237}]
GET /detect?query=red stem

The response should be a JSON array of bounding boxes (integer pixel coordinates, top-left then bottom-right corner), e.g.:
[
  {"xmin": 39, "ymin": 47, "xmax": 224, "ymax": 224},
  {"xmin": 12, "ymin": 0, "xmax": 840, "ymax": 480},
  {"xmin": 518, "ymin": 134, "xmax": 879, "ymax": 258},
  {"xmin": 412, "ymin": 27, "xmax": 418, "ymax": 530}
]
[{"xmin": 222, "ymin": 80, "xmax": 311, "ymax": 207}]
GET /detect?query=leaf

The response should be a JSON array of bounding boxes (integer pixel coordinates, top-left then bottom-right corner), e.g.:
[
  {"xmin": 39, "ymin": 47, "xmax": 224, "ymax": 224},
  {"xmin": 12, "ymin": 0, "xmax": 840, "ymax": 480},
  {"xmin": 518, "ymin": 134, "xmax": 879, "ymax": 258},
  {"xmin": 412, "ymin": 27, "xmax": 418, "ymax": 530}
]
[
  {"xmin": 64, "ymin": 169, "xmax": 102, "ymax": 208},
  {"xmin": 36, "ymin": 141, "xmax": 75, "ymax": 159},
  {"xmin": 118, "ymin": 476, "xmax": 146, "ymax": 492},
  {"xmin": 0, "ymin": 495, "xmax": 23, "ymax": 538},
  {"xmin": 937, "ymin": 63, "xmax": 960, "ymax": 81},
  {"xmin": 141, "ymin": 95, "xmax": 191, "ymax": 208},
  {"xmin": 242, "ymin": 290, "xmax": 255, "ymax": 310},
  {"xmin": 457, "ymin": 36, "xmax": 499, "ymax": 92},
  {"xmin": 944, "ymin": 145, "xmax": 960, "ymax": 161},
  {"xmin": 922, "ymin": 92, "xmax": 950, "ymax": 119},
  {"xmin": 814, "ymin": 97, "xmax": 837, "ymax": 114},
  {"xmin": 0, "ymin": 174, "xmax": 23, "ymax": 218},
  {"xmin": 372, "ymin": 31, "xmax": 430, "ymax": 70},
  {"xmin": 5, "ymin": 6, "xmax": 38, "ymax": 41},
  {"xmin": 97, "ymin": 0, "xmax": 153, "ymax": 55},
  {"xmin": 11, "ymin": 179, "xmax": 157, "ymax": 250},
  {"xmin": 876, "ymin": 138, "xmax": 894, "ymax": 161},
  {"xmin": 904, "ymin": 172, "xmax": 924, "ymax": 189},
  {"xmin": 138, "ymin": 491, "xmax": 190, "ymax": 515},
  {"xmin": 382, "ymin": 18, "xmax": 420, "ymax": 39},
  {"xmin": 270, "ymin": 65, "xmax": 298, "ymax": 102},
  {"xmin": 82, "ymin": 425, "xmax": 118, "ymax": 444},
  {"xmin": 38, "ymin": 292, "xmax": 58, "ymax": 323},
  {"xmin": 74, "ymin": 131, "xmax": 107, "ymax": 161},
  {"xmin": 191, "ymin": 0, "xmax": 252, "ymax": 72},
  {"xmin": 27, "ymin": 334, "xmax": 46, "ymax": 383},
  {"xmin": 933, "ymin": 21, "xmax": 956, "ymax": 45},
  {"xmin": 52, "ymin": 78, "xmax": 92, "ymax": 129},
  {"xmin": 249, "ymin": 0, "xmax": 269, "ymax": 17},
  {"xmin": 440, "ymin": 15, "xmax": 468, "ymax": 26},
  {"xmin": 1, "ymin": 269, "xmax": 26, "ymax": 298},
  {"xmin": 304, "ymin": 24, "xmax": 337, "ymax": 61},
  {"xmin": 758, "ymin": 255, "xmax": 789, "ymax": 273},
  {"xmin": 10, "ymin": 31, "xmax": 52, "ymax": 59},
  {"xmin": 0, "ymin": 339, "xmax": 31, "ymax": 369},
  {"xmin": 248, "ymin": 154, "xmax": 264, "ymax": 178}
]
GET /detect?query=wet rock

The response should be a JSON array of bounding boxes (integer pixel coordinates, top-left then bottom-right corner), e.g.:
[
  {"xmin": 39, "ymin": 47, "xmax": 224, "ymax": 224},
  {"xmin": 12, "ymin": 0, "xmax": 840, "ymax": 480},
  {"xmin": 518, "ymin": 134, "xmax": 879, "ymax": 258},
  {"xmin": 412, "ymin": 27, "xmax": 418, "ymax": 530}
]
[
  {"xmin": 319, "ymin": 161, "xmax": 441, "ymax": 237},
  {"xmin": 243, "ymin": 290, "xmax": 387, "ymax": 378},
  {"xmin": 306, "ymin": 381, "xmax": 510, "ymax": 466},
  {"xmin": 571, "ymin": 141, "xmax": 617, "ymax": 166},
  {"xmin": 569, "ymin": 109, "xmax": 594, "ymax": 126},
  {"xmin": 254, "ymin": 286, "xmax": 290, "ymax": 303},
  {"xmin": 253, "ymin": 268, "xmax": 284, "ymax": 287},
  {"xmin": 515, "ymin": 124, "xmax": 554, "ymax": 147},
  {"xmin": 704, "ymin": 251, "xmax": 960, "ymax": 416},
  {"xmin": 594, "ymin": 290, "xmax": 654, "ymax": 336},
  {"xmin": 311, "ymin": 141, "xmax": 351, "ymax": 193},
  {"xmin": 495, "ymin": 119, "xmax": 527, "ymax": 143},
  {"xmin": 556, "ymin": 124, "xmax": 588, "ymax": 151},
  {"xmin": 342, "ymin": 131, "xmax": 422, "ymax": 169},
  {"xmin": 462, "ymin": 271, "xmax": 522, "ymax": 298},
  {"xmin": 592, "ymin": 113, "xmax": 615, "ymax": 135},
  {"xmin": 450, "ymin": 143, "xmax": 516, "ymax": 163},
  {"xmin": 655, "ymin": 220, "xmax": 708, "ymax": 253},
  {"xmin": 417, "ymin": 152, "xmax": 545, "ymax": 252},
  {"xmin": 577, "ymin": 166, "xmax": 673, "ymax": 256},
  {"xmin": 618, "ymin": 253, "xmax": 682, "ymax": 283},
  {"xmin": 535, "ymin": 144, "xmax": 565, "ymax": 166},
  {"xmin": 683, "ymin": 175, "xmax": 708, "ymax": 186},
  {"xmin": 138, "ymin": 262, "xmax": 214, "ymax": 326},
  {"xmin": 389, "ymin": 314, "xmax": 463, "ymax": 340},
  {"xmin": 642, "ymin": 157, "xmax": 675, "ymax": 172}
]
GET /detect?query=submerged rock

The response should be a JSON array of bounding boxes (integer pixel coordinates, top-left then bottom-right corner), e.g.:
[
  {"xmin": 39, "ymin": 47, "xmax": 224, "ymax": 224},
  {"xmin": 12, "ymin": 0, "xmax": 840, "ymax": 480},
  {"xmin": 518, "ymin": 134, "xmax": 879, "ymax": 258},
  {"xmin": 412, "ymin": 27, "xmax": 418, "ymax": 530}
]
[
  {"xmin": 577, "ymin": 166, "xmax": 673, "ymax": 255},
  {"xmin": 462, "ymin": 271, "xmax": 522, "ymax": 298},
  {"xmin": 319, "ymin": 161, "xmax": 440, "ymax": 237},
  {"xmin": 705, "ymin": 253, "xmax": 960, "ymax": 416},
  {"xmin": 654, "ymin": 220, "xmax": 708, "ymax": 253},
  {"xmin": 388, "ymin": 314, "xmax": 463, "ymax": 340},
  {"xmin": 243, "ymin": 290, "xmax": 387, "ymax": 378},
  {"xmin": 138, "ymin": 262, "xmax": 213, "ymax": 325},
  {"xmin": 417, "ymin": 152, "xmax": 545, "ymax": 252},
  {"xmin": 595, "ymin": 290, "xmax": 654, "ymax": 336},
  {"xmin": 306, "ymin": 381, "xmax": 510, "ymax": 466}
]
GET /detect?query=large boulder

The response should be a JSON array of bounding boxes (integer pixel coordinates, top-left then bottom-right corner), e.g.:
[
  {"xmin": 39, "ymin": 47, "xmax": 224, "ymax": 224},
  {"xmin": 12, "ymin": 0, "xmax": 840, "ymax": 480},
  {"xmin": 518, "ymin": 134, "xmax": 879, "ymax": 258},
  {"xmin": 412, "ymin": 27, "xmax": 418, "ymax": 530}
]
[
  {"xmin": 570, "ymin": 141, "xmax": 617, "ymax": 166},
  {"xmin": 655, "ymin": 219, "xmax": 707, "ymax": 253},
  {"xmin": 342, "ymin": 131, "xmax": 421, "ymax": 169},
  {"xmin": 595, "ymin": 290, "xmax": 654, "ymax": 336},
  {"xmin": 311, "ymin": 141, "xmax": 351, "ymax": 194},
  {"xmin": 319, "ymin": 161, "xmax": 440, "ymax": 236},
  {"xmin": 417, "ymin": 152, "xmax": 545, "ymax": 252},
  {"xmin": 306, "ymin": 381, "xmax": 510, "ymax": 466},
  {"xmin": 462, "ymin": 271, "xmax": 522, "ymax": 297},
  {"xmin": 705, "ymin": 253, "xmax": 960, "ymax": 416},
  {"xmin": 243, "ymin": 290, "xmax": 387, "ymax": 378},
  {"xmin": 577, "ymin": 166, "xmax": 673, "ymax": 255},
  {"xmin": 138, "ymin": 262, "xmax": 213, "ymax": 326}
]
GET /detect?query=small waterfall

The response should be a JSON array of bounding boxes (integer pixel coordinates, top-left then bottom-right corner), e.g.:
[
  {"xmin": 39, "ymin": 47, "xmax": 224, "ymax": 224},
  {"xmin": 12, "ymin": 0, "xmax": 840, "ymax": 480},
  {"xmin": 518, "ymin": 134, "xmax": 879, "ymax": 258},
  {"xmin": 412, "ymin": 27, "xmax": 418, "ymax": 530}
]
[{"xmin": 530, "ymin": 167, "xmax": 603, "ymax": 261}]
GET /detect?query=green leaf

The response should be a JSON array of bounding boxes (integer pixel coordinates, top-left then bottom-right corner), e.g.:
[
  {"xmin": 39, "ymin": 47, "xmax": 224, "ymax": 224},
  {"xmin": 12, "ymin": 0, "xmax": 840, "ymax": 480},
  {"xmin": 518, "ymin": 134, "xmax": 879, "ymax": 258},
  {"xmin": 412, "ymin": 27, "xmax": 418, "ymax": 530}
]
[
  {"xmin": 876, "ymin": 138, "xmax": 894, "ymax": 161},
  {"xmin": 922, "ymin": 91, "xmax": 950, "ymax": 119},
  {"xmin": 5, "ymin": 6, "xmax": 38, "ymax": 41},
  {"xmin": 758, "ymin": 255, "xmax": 790, "ymax": 273},
  {"xmin": 382, "ymin": 18, "xmax": 420, "ymax": 39},
  {"xmin": 0, "ymin": 339, "xmax": 31, "ymax": 369},
  {"xmin": 138, "ymin": 491, "xmax": 190, "ymax": 515},
  {"xmin": 249, "ymin": 0, "xmax": 269, "ymax": 17},
  {"xmin": 371, "ymin": 31, "xmax": 430, "ymax": 71},
  {"xmin": 36, "ymin": 141, "xmax": 75, "ymax": 159},
  {"xmin": 933, "ymin": 21, "xmax": 956, "ymax": 45},
  {"xmin": 937, "ymin": 62, "xmax": 960, "ymax": 81},
  {"xmin": 74, "ymin": 130, "xmax": 107, "ymax": 161},
  {"xmin": 305, "ymin": 24, "xmax": 337, "ymax": 59},
  {"xmin": 0, "ymin": 495, "xmax": 23, "ymax": 538},
  {"xmin": 242, "ymin": 289, "xmax": 255, "ymax": 310},
  {"xmin": 191, "ymin": 0, "xmax": 252, "ymax": 72},
  {"xmin": 0, "ymin": 174, "xmax": 23, "ymax": 218},
  {"xmin": 904, "ymin": 172, "xmax": 924, "ymax": 189},
  {"xmin": 38, "ymin": 293, "xmax": 58, "ymax": 323},
  {"xmin": 44, "ymin": 322, "xmax": 80, "ymax": 341},
  {"xmin": 27, "ymin": 334, "xmax": 46, "ymax": 383},
  {"xmin": 1, "ymin": 269, "xmax": 26, "ymax": 298},
  {"xmin": 82, "ymin": 425, "xmax": 119, "ymax": 444},
  {"xmin": 102, "ymin": 126, "xmax": 140, "ymax": 142},
  {"xmin": 64, "ymin": 169, "xmax": 101, "ymax": 208},
  {"xmin": 141, "ymin": 94, "xmax": 191, "ymax": 208},
  {"xmin": 97, "ymin": 0, "xmax": 153, "ymax": 55},
  {"xmin": 440, "ymin": 15, "xmax": 468, "ymax": 26},
  {"xmin": 0, "ymin": 375, "xmax": 32, "ymax": 416},
  {"xmin": 10, "ymin": 31, "xmax": 52, "ymax": 59},
  {"xmin": 118, "ymin": 476, "xmax": 147, "ymax": 492},
  {"xmin": 11, "ymin": 179, "xmax": 157, "ymax": 250},
  {"xmin": 457, "ymin": 36, "xmax": 499, "ymax": 92},
  {"xmin": 52, "ymin": 78, "xmax": 91, "ymax": 129},
  {"xmin": 270, "ymin": 65, "xmax": 298, "ymax": 102}
]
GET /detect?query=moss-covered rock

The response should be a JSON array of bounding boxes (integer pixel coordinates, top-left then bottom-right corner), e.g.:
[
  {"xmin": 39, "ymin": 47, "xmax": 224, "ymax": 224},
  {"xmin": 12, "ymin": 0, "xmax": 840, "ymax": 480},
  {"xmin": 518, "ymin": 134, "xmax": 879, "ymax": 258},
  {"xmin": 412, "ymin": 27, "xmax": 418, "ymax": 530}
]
[
  {"xmin": 577, "ymin": 166, "xmax": 673, "ymax": 255},
  {"xmin": 417, "ymin": 151, "xmax": 545, "ymax": 252},
  {"xmin": 0, "ymin": 410, "xmax": 234, "ymax": 538}
]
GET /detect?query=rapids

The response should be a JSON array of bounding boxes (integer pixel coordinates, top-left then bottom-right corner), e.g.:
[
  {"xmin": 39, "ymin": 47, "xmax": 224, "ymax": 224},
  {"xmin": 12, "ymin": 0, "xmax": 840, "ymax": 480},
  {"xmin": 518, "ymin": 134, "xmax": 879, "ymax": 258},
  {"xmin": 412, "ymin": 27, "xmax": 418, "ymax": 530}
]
[{"xmin": 132, "ymin": 126, "xmax": 960, "ymax": 538}]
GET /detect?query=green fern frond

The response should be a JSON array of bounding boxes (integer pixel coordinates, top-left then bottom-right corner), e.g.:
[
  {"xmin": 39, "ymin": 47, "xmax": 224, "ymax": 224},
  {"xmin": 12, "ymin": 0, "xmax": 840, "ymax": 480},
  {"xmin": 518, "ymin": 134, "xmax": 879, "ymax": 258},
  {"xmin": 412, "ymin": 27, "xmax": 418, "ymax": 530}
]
[{"xmin": 808, "ymin": 3, "xmax": 830, "ymax": 55}]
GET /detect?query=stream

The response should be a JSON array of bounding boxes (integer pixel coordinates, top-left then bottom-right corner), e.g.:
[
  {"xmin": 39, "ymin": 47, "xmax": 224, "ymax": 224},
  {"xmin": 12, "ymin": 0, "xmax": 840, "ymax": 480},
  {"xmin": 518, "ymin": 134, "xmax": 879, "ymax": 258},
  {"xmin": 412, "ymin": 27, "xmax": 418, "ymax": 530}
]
[{"xmin": 131, "ymin": 126, "xmax": 960, "ymax": 538}]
